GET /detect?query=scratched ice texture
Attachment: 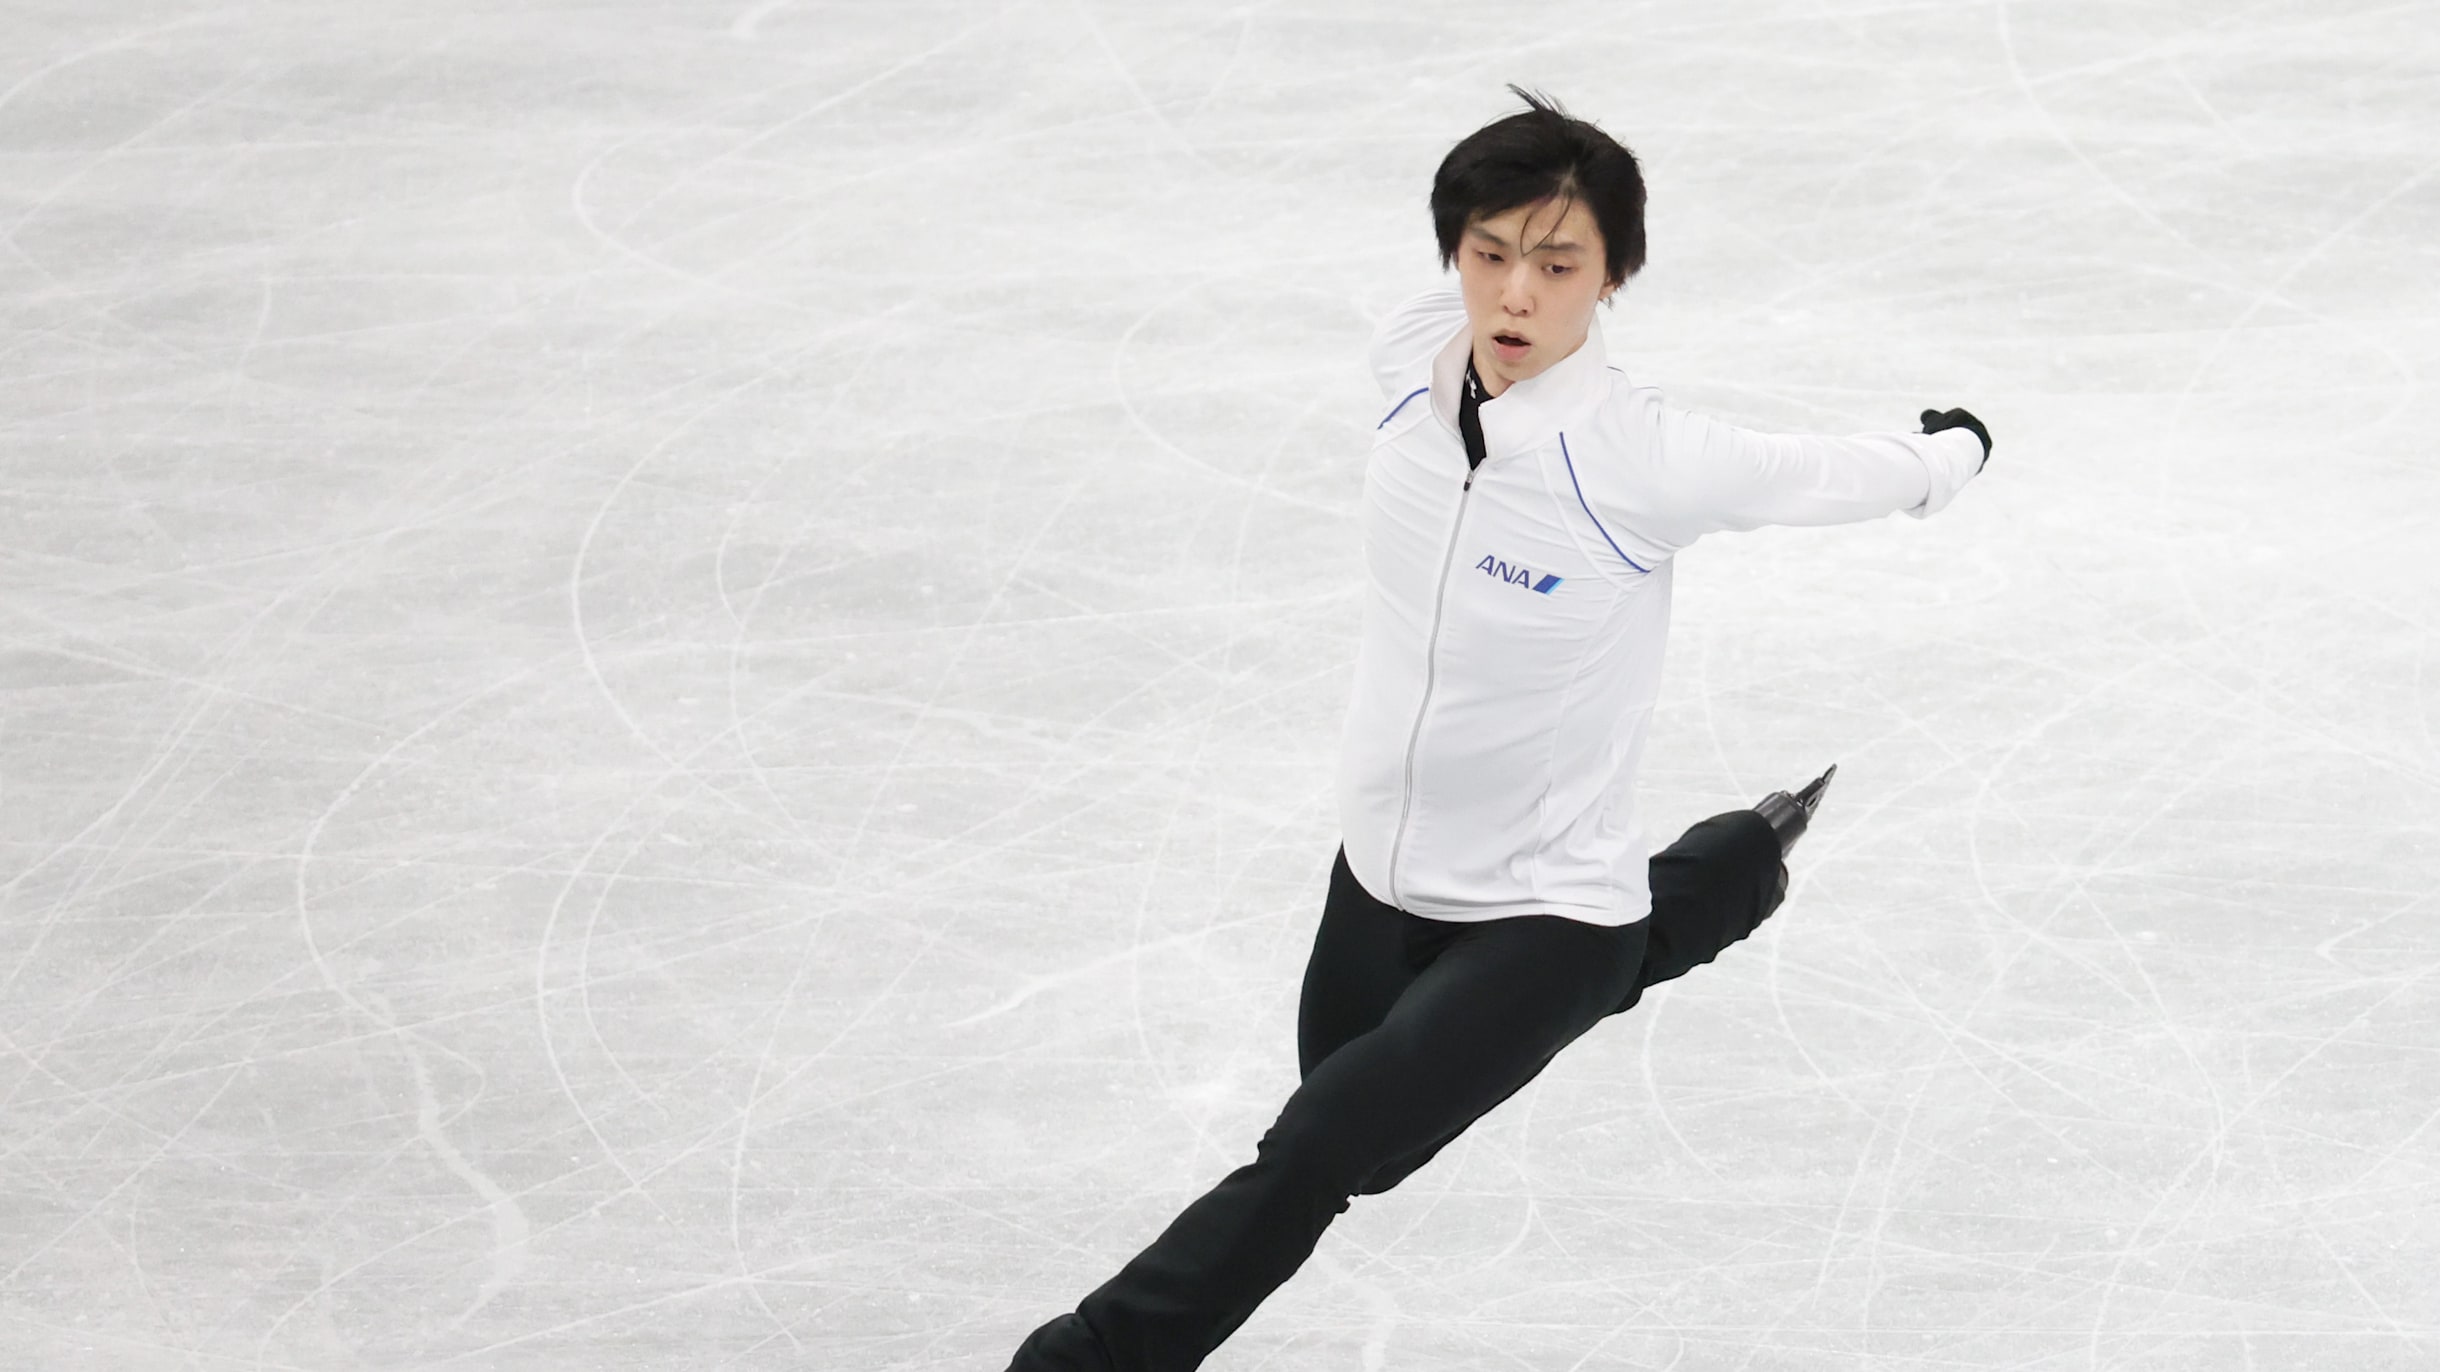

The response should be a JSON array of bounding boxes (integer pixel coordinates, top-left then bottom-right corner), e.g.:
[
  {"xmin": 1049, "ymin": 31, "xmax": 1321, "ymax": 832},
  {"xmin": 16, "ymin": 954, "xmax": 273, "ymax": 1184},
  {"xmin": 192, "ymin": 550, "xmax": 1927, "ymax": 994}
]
[{"xmin": 1, "ymin": 1, "xmax": 2435, "ymax": 1369}]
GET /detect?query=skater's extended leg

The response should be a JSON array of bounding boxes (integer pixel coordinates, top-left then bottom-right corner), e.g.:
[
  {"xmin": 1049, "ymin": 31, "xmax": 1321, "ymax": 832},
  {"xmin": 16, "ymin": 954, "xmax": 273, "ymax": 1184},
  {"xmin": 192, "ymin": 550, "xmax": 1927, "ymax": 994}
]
[
  {"xmin": 1630, "ymin": 808, "xmax": 1785, "ymax": 1001},
  {"xmin": 1302, "ymin": 789, "xmax": 1802, "ymax": 1193},
  {"xmin": 1010, "ymin": 908, "xmax": 1645, "ymax": 1372},
  {"xmin": 1625, "ymin": 765, "xmax": 1835, "ymax": 1008}
]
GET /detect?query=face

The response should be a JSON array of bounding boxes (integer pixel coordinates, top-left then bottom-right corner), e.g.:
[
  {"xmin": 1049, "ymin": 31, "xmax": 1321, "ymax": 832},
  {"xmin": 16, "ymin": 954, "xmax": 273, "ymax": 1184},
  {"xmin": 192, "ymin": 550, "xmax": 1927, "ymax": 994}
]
[{"xmin": 1455, "ymin": 195, "xmax": 1617, "ymax": 395}]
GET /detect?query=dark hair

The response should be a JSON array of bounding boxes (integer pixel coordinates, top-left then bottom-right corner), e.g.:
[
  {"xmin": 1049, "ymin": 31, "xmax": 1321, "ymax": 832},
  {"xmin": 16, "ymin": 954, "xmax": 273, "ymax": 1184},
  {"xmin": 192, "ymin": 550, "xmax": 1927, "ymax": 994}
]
[{"xmin": 1430, "ymin": 85, "xmax": 1648, "ymax": 294}]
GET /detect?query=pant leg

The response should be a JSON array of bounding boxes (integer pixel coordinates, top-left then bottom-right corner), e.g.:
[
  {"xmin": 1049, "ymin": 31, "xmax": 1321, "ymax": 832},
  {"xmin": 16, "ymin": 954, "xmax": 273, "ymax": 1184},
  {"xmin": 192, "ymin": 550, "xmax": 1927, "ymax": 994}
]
[
  {"xmin": 1352, "ymin": 811, "xmax": 1792, "ymax": 1195},
  {"xmin": 1294, "ymin": 848, "xmax": 1423, "ymax": 1082},
  {"xmin": 1011, "ymin": 850, "xmax": 1445, "ymax": 1372},
  {"xmin": 1010, "ymin": 902, "xmax": 1646, "ymax": 1372},
  {"xmin": 1622, "ymin": 808, "xmax": 1788, "ymax": 1012},
  {"xmin": 1366, "ymin": 810, "xmax": 1788, "ymax": 1194},
  {"xmin": 1292, "ymin": 848, "xmax": 1540, "ymax": 1199},
  {"xmin": 1299, "ymin": 851, "xmax": 1584, "ymax": 1198},
  {"xmin": 1232, "ymin": 813, "xmax": 1788, "ymax": 1232}
]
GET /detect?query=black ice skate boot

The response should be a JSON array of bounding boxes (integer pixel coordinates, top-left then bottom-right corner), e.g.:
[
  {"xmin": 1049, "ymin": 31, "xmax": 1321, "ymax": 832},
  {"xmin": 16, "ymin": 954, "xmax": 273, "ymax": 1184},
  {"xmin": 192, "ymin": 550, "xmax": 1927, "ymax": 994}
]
[{"xmin": 1753, "ymin": 764, "xmax": 1836, "ymax": 858}]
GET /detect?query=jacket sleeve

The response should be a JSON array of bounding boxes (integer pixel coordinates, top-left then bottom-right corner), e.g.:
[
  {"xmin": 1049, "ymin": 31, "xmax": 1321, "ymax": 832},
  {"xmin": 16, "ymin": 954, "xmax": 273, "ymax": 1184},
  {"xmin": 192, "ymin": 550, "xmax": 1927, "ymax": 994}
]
[
  {"xmin": 1368, "ymin": 282, "xmax": 1467, "ymax": 401},
  {"xmin": 1652, "ymin": 403, "xmax": 1986, "ymax": 537}
]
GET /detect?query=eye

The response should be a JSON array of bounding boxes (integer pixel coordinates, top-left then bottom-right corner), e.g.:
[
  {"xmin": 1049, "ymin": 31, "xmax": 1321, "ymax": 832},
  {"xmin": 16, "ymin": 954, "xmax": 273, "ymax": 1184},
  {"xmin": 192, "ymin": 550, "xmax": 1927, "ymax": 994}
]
[
  {"xmin": 1547, "ymin": 264, "xmax": 1572, "ymax": 275},
  {"xmin": 1477, "ymin": 250, "xmax": 1502, "ymax": 263}
]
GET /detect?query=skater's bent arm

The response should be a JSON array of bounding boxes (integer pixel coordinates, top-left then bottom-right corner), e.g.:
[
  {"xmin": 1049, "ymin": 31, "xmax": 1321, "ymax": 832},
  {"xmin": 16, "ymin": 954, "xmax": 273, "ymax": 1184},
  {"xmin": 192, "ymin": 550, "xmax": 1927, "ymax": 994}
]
[{"xmin": 1657, "ymin": 404, "xmax": 1985, "ymax": 535}]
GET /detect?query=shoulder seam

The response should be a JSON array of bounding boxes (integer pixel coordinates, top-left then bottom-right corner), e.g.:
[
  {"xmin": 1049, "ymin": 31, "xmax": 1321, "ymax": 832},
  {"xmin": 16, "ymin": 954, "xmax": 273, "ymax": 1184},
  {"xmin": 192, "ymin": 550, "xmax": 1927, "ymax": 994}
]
[
  {"xmin": 1560, "ymin": 433, "xmax": 1651, "ymax": 575},
  {"xmin": 1376, "ymin": 385, "xmax": 1430, "ymax": 430}
]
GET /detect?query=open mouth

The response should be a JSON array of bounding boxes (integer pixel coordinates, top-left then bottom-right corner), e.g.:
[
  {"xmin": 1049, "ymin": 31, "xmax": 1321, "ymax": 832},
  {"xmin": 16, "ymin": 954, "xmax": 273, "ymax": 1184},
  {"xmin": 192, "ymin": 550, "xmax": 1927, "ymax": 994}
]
[{"xmin": 1491, "ymin": 332, "xmax": 1531, "ymax": 354}]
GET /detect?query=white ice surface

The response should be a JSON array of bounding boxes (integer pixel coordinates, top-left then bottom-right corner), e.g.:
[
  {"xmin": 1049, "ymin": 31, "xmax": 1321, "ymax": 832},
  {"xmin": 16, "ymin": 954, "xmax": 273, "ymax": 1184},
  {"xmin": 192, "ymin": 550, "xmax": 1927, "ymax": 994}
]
[{"xmin": 2, "ymin": 2, "xmax": 2436, "ymax": 1369}]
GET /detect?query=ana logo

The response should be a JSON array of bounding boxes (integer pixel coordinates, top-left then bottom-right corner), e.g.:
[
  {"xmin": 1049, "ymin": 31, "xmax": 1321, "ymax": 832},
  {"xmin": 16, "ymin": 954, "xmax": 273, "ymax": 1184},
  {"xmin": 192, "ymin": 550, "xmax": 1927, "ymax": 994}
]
[{"xmin": 1476, "ymin": 554, "xmax": 1562, "ymax": 595}]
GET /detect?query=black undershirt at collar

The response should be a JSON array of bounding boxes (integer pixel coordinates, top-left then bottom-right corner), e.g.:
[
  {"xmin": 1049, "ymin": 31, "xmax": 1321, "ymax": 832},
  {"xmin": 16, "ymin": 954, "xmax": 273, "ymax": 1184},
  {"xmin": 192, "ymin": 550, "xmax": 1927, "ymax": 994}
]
[{"xmin": 1458, "ymin": 353, "xmax": 1490, "ymax": 473}]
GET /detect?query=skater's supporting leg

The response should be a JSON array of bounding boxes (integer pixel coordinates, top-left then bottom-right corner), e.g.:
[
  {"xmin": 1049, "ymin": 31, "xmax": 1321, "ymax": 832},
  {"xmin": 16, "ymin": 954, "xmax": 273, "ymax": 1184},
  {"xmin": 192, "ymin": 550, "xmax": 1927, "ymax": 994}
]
[
  {"xmin": 1293, "ymin": 849, "xmax": 1571, "ymax": 1198},
  {"xmin": 1009, "ymin": 906, "xmax": 1645, "ymax": 1372},
  {"xmin": 1293, "ymin": 848, "xmax": 1426, "ymax": 1082}
]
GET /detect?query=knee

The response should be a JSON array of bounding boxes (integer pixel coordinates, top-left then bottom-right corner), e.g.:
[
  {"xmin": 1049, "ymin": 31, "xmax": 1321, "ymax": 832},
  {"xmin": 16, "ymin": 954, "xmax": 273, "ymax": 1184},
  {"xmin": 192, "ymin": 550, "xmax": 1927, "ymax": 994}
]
[
  {"xmin": 1008, "ymin": 1312, "xmax": 1114, "ymax": 1372},
  {"xmin": 1258, "ymin": 1104, "xmax": 1353, "ymax": 1181},
  {"xmin": 1258, "ymin": 1092, "xmax": 1386, "ymax": 1200}
]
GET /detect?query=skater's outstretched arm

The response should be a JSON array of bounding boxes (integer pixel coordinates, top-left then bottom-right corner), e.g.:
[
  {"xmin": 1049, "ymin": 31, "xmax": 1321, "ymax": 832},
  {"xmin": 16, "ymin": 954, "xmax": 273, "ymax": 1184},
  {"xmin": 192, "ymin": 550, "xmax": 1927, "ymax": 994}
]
[{"xmin": 1651, "ymin": 402, "xmax": 1992, "ymax": 534}]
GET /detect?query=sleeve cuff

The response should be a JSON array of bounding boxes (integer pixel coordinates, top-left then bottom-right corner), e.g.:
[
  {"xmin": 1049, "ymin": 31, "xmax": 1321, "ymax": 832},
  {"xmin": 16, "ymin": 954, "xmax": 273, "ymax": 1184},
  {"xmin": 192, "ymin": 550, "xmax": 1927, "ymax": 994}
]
[{"xmin": 1903, "ymin": 426, "xmax": 1989, "ymax": 520}]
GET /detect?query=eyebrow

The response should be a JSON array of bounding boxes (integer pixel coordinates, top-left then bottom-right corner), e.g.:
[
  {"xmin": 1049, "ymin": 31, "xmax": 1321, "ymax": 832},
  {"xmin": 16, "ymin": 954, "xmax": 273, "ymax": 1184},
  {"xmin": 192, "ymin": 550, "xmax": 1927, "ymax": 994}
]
[{"xmin": 1466, "ymin": 225, "xmax": 1586, "ymax": 255}]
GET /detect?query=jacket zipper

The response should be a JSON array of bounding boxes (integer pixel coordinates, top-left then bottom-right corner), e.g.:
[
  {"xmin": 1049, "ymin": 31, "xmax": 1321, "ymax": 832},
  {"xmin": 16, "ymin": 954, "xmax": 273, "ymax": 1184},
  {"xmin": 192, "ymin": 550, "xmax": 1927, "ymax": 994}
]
[{"xmin": 1386, "ymin": 462, "xmax": 1475, "ymax": 908}]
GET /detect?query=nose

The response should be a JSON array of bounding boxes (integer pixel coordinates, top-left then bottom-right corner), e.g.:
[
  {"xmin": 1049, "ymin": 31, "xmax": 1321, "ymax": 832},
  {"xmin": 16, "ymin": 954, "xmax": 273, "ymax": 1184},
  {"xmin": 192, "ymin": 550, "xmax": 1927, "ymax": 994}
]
[{"xmin": 1500, "ymin": 260, "xmax": 1534, "ymax": 315}]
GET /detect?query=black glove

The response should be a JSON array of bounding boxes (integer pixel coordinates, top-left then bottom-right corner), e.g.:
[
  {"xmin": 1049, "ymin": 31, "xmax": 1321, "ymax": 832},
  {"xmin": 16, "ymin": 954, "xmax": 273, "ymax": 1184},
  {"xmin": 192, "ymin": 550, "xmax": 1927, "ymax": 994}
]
[{"xmin": 1920, "ymin": 407, "xmax": 1991, "ymax": 471}]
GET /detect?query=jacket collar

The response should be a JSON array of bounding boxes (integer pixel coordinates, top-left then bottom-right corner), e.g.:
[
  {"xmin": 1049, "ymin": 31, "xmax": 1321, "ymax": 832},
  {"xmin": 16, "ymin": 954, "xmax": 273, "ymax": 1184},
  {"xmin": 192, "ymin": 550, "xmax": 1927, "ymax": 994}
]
[{"xmin": 1428, "ymin": 315, "xmax": 1612, "ymax": 459}]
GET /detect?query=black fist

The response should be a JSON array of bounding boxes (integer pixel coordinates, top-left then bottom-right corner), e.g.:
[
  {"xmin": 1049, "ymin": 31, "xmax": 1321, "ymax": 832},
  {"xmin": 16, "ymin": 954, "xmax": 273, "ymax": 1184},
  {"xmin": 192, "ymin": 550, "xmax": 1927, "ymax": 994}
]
[{"xmin": 1920, "ymin": 408, "xmax": 1991, "ymax": 471}]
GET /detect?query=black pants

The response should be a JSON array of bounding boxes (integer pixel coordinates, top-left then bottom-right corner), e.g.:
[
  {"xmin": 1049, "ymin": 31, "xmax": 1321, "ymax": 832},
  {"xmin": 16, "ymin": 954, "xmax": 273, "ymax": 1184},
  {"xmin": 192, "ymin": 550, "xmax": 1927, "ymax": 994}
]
[{"xmin": 1008, "ymin": 809, "xmax": 1787, "ymax": 1372}]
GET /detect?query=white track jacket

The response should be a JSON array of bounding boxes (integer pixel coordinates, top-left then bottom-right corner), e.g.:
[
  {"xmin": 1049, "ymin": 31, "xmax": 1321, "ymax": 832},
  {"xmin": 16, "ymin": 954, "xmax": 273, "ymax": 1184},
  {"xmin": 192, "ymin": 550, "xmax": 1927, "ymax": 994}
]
[{"xmin": 1338, "ymin": 282, "xmax": 1987, "ymax": 927}]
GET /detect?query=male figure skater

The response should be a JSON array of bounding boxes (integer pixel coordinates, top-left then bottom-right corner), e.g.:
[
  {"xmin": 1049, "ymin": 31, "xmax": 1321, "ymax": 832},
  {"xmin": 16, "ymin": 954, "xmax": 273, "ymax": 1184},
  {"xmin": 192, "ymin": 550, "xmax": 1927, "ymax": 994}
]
[{"xmin": 1008, "ymin": 86, "xmax": 1992, "ymax": 1372}]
